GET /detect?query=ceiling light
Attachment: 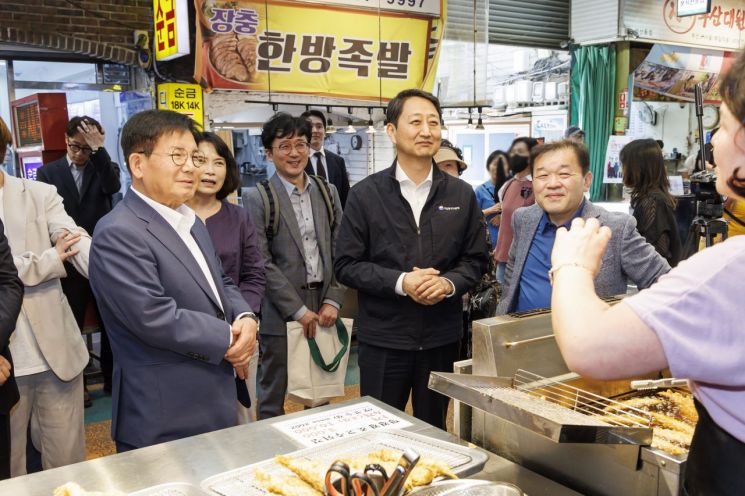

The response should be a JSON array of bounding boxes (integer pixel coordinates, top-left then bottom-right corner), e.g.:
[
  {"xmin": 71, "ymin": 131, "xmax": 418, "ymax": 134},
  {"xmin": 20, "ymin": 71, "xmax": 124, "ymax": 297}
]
[
  {"xmin": 344, "ymin": 120, "xmax": 356, "ymax": 133},
  {"xmin": 326, "ymin": 118, "xmax": 337, "ymax": 134},
  {"xmin": 475, "ymin": 115, "xmax": 484, "ymax": 130}
]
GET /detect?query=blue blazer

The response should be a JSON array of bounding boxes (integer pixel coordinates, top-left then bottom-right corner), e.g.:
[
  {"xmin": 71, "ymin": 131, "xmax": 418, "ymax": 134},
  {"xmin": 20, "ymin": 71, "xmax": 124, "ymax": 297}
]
[{"xmin": 89, "ymin": 191, "xmax": 252, "ymax": 448}]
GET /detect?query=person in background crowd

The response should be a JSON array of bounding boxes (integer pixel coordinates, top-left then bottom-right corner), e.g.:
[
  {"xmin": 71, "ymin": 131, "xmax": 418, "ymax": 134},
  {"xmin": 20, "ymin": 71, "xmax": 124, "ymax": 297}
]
[
  {"xmin": 620, "ymin": 139, "xmax": 682, "ymax": 267},
  {"xmin": 549, "ymin": 49, "xmax": 745, "ymax": 494},
  {"xmin": 0, "ymin": 117, "xmax": 91, "ymax": 475},
  {"xmin": 243, "ymin": 113, "xmax": 345, "ymax": 420},
  {"xmin": 37, "ymin": 116, "xmax": 121, "ymax": 401},
  {"xmin": 89, "ymin": 110, "xmax": 257, "ymax": 452},
  {"xmin": 186, "ymin": 132, "xmax": 266, "ymax": 423},
  {"xmin": 300, "ymin": 110, "xmax": 351, "ymax": 208},
  {"xmin": 475, "ymin": 150, "xmax": 509, "ymax": 251},
  {"xmin": 494, "ymin": 137, "xmax": 538, "ymax": 284},
  {"xmin": 433, "ymin": 139, "xmax": 468, "ymax": 177},
  {"xmin": 564, "ymin": 125, "xmax": 585, "ymax": 143},
  {"xmin": 0, "ymin": 120, "xmax": 23, "ymax": 481},
  {"xmin": 496, "ymin": 140, "xmax": 670, "ymax": 315},
  {"xmin": 334, "ymin": 89, "xmax": 489, "ymax": 429}
]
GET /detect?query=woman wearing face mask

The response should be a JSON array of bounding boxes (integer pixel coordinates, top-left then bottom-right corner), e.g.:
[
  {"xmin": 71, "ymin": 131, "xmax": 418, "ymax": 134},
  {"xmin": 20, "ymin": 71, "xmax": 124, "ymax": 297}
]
[
  {"xmin": 493, "ymin": 137, "xmax": 539, "ymax": 284},
  {"xmin": 550, "ymin": 50, "xmax": 745, "ymax": 494},
  {"xmin": 186, "ymin": 132, "xmax": 266, "ymax": 424}
]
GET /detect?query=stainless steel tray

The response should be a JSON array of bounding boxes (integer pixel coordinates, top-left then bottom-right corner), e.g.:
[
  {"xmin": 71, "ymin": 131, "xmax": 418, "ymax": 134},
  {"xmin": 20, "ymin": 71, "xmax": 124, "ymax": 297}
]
[
  {"xmin": 201, "ymin": 429, "xmax": 488, "ymax": 496},
  {"xmin": 407, "ymin": 480, "xmax": 523, "ymax": 495},
  {"xmin": 129, "ymin": 482, "xmax": 207, "ymax": 496},
  {"xmin": 429, "ymin": 371, "xmax": 653, "ymax": 445}
]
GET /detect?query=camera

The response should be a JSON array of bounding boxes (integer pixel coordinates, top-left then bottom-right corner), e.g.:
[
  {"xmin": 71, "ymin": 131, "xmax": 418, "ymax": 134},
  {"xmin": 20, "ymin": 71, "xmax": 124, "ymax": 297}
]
[{"xmin": 689, "ymin": 169, "xmax": 723, "ymax": 218}]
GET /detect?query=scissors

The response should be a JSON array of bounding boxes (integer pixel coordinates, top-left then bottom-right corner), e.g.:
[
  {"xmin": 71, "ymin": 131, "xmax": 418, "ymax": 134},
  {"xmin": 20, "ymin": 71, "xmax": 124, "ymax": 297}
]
[{"xmin": 325, "ymin": 461, "xmax": 384, "ymax": 496}]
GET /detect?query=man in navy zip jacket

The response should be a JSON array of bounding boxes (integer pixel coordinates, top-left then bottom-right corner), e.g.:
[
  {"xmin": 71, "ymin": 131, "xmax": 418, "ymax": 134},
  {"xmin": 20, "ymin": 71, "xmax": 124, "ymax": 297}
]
[{"xmin": 334, "ymin": 89, "xmax": 488, "ymax": 428}]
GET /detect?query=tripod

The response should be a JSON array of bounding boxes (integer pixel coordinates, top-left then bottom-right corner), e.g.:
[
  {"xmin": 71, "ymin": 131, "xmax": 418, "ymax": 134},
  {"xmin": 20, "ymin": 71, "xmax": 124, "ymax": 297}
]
[{"xmin": 684, "ymin": 214, "xmax": 728, "ymax": 258}]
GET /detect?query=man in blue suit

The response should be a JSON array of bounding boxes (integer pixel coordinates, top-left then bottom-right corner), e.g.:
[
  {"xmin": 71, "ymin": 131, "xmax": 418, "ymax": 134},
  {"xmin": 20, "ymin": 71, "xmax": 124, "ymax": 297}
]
[{"xmin": 89, "ymin": 110, "xmax": 257, "ymax": 451}]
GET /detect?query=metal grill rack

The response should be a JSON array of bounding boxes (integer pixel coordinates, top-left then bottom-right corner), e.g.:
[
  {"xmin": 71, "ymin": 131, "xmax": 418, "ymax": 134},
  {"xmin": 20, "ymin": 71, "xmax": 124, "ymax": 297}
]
[{"xmin": 428, "ymin": 371, "xmax": 654, "ymax": 445}]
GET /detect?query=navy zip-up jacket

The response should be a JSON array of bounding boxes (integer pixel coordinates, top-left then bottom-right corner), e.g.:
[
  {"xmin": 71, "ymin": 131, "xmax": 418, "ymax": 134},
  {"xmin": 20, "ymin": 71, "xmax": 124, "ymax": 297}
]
[{"xmin": 334, "ymin": 161, "xmax": 489, "ymax": 350}]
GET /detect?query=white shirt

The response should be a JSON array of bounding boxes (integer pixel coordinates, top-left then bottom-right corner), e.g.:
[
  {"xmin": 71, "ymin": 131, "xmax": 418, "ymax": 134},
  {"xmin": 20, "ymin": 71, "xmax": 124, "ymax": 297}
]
[
  {"xmin": 392, "ymin": 164, "xmax": 453, "ymax": 297},
  {"xmin": 130, "ymin": 188, "xmax": 225, "ymax": 311},
  {"xmin": 0, "ymin": 187, "xmax": 51, "ymax": 376}
]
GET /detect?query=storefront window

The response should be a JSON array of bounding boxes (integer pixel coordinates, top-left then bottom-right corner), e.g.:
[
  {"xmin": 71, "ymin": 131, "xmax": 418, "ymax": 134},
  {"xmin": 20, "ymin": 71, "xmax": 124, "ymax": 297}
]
[{"xmin": 13, "ymin": 61, "xmax": 96, "ymax": 83}]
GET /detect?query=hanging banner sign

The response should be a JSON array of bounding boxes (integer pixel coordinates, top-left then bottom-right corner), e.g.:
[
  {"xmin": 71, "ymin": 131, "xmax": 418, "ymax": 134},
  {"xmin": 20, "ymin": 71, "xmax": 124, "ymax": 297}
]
[
  {"xmin": 633, "ymin": 43, "xmax": 738, "ymax": 102},
  {"xmin": 157, "ymin": 83, "xmax": 205, "ymax": 127},
  {"xmin": 624, "ymin": 0, "xmax": 745, "ymax": 51},
  {"xmin": 154, "ymin": 0, "xmax": 191, "ymax": 61},
  {"xmin": 193, "ymin": 0, "xmax": 445, "ymax": 100}
]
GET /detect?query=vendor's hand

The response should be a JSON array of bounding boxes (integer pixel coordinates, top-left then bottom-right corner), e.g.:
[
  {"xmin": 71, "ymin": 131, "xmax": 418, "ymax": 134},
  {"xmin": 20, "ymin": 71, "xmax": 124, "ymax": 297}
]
[
  {"xmin": 403, "ymin": 267, "xmax": 440, "ymax": 304},
  {"xmin": 317, "ymin": 304, "xmax": 338, "ymax": 328},
  {"xmin": 225, "ymin": 318, "xmax": 258, "ymax": 378},
  {"xmin": 77, "ymin": 119, "xmax": 105, "ymax": 151},
  {"xmin": 416, "ymin": 276, "xmax": 453, "ymax": 305},
  {"xmin": 0, "ymin": 356, "xmax": 11, "ymax": 386},
  {"xmin": 299, "ymin": 309, "xmax": 320, "ymax": 338},
  {"xmin": 489, "ymin": 215, "xmax": 501, "ymax": 227},
  {"xmin": 55, "ymin": 231, "xmax": 81, "ymax": 262},
  {"xmin": 552, "ymin": 218, "xmax": 611, "ymax": 278}
]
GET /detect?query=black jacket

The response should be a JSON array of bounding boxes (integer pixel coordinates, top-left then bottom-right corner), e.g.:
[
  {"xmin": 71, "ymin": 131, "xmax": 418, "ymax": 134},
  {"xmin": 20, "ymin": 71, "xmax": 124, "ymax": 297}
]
[
  {"xmin": 334, "ymin": 162, "xmax": 489, "ymax": 350},
  {"xmin": 0, "ymin": 221, "xmax": 22, "ymax": 414},
  {"xmin": 37, "ymin": 148, "xmax": 121, "ymax": 235},
  {"xmin": 304, "ymin": 149, "xmax": 351, "ymax": 208}
]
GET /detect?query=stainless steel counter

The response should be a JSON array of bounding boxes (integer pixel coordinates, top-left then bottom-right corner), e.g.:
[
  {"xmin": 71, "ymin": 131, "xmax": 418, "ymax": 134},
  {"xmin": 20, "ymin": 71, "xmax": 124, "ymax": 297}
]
[{"xmin": 0, "ymin": 397, "xmax": 579, "ymax": 496}]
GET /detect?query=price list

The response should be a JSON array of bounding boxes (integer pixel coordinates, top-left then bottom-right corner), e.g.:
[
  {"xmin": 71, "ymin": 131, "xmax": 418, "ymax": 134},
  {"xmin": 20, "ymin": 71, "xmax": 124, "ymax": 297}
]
[{"xmin": 15, "ymin": 102, "xmax": 42, "ymax": 147}]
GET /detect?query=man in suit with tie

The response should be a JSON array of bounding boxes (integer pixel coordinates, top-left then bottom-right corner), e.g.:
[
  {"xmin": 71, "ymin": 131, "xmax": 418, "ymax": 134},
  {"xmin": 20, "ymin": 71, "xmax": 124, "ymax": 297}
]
[
  {"xmin": 37, "ymin": 116, "xmax": 121, "ymax": 395},
  {"xmin": 89, "ymin": 110, "xmax": 257, "ymax": 451},
  {"xmin": 300, "ymin": 110, "xmax": 351, "ymax": 208},
  {"xmin": 243, "ymin": 113, "xmax": 345, "ymax": 419}
]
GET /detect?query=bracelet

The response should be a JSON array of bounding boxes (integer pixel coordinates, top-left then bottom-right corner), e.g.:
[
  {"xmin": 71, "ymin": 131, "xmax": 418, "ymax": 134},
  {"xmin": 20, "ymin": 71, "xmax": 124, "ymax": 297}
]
[{"xmin": 548, "ymin": 262, "xmax": 592, "ymax": 286}]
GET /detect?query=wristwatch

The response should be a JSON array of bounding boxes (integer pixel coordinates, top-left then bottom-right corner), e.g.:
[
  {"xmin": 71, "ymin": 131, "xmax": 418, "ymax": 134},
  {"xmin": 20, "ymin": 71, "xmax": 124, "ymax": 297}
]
[{"xmin": 240, "ymin": 312, "xmax": 259, "ymax": 324}]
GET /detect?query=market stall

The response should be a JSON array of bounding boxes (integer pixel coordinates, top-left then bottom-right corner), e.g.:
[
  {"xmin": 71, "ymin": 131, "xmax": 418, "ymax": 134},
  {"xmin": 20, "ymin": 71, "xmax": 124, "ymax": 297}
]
[{"xmin": 0, "ymin": 398, "xmax": 578, "ymax": 496}]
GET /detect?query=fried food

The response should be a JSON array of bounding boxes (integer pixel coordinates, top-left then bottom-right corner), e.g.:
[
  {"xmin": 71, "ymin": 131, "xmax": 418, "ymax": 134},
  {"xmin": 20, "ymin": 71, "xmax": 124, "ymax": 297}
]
[
  {"xmin": 254, "ymin": 469, "xmax": 321, "ymax": 496},
  {"xmin": 604, "ymin": 389, "xmax": 698, "ymax": 456},
  {"xmin": 274, "ymin": 454, "xmax": 327, "ymax": 493},
  {"xmin": 53, "ymin": 483, "xmax": 123, "ymax": 496}
]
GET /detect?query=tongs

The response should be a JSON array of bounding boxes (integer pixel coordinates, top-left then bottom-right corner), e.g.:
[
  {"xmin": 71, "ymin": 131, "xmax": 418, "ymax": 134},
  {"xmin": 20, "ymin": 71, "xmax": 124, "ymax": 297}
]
[
  {"xmin": 324, "ymin": 449, "xmax": 420, "ymax": 496},
  {"xmin": 630, "ymin": 378, "xmax": 689, "ymax": 391}
]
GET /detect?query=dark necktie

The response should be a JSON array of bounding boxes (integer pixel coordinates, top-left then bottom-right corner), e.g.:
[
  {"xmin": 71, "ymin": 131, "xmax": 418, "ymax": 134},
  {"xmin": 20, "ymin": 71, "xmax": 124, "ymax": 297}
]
[{"xmin": 314, "ymin": 152, "xmax": 327, "ymax": 180}]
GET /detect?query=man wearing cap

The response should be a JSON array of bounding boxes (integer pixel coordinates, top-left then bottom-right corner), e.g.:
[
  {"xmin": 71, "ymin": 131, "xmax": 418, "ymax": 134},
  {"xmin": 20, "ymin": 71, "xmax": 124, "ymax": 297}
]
[
  {"xmin": 564, "ymin": 125, "xmax": 585, "ymax": 143},
  {"xmin": 334, "ymin": 89, "xmax": 489, "ymax": 429}
]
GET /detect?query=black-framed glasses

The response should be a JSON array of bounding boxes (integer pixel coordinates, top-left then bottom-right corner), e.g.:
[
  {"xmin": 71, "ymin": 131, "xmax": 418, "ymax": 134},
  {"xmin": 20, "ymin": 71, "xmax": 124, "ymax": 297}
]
[
  {"xmin": 135, "ymin": 148, "xmax": 208, "ymax": 168},
  {"xmin": 273, "ymin": 142, "xmax": 310, "ymax": 155},
  {"xmin": 67, "ymin": 141, "xmax": 93, "ymax": 155}
]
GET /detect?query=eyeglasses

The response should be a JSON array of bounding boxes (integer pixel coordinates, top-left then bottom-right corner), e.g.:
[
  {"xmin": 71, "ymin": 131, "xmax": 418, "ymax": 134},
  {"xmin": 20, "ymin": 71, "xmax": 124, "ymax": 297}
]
[
  {"xmin": 135, "ymin": 148, "xmax": 208, "ymax": 168},
  {"xmin": 273, "ymin": 142, "xmax": 310, "ymax": 155},
  {"xmin": 67, "ymin": 141, "xmax": 93, "ymax": 155}
]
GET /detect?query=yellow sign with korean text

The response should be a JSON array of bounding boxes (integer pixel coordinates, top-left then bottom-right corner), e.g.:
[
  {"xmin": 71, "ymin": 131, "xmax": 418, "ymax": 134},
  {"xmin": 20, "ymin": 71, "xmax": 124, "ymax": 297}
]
[
  {"xmin": 153, "ymin": 0, "xmax": 191, "ymax": 61},
  {"xmin": 157, "ymin": 83, "xmax": 204, "ymax": 128},
  {"xmin": 194, "ymin": 0, "xmax": 445, "ymax": 100}
]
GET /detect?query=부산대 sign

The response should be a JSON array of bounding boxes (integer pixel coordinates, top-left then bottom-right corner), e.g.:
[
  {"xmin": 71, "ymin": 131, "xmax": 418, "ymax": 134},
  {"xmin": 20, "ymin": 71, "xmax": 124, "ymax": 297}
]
[{"xmin": 194, "ymin": 0, "xmax": 444, "ymax": 100}]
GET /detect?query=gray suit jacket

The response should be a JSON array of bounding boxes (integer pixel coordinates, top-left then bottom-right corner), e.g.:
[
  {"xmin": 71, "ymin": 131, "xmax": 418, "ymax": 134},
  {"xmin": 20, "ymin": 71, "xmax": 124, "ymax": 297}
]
[
  {"xmin": 496, "ymin": 201, "xmax": 671, "ymax": 314},
  {"xmin": 243, "ymin": 173, "xmax": 346, "ymax": 335}
]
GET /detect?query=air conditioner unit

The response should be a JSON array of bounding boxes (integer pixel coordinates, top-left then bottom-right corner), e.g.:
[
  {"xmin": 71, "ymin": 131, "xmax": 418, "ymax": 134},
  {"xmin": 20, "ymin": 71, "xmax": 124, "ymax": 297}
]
[
  {"xmin": 505, "ymin": 84, "xmax": 517, "ymax": 104},
  {"xmin": 557, "ymin": 82, "xmax": 569, "ymax": 99},
  {"xmin": 515, "ymin": 80, "xmax": 533, "ymax": 102},
  {"xmin": 544, "ymin": 82, "xmax": 558, "ymax": 101}
]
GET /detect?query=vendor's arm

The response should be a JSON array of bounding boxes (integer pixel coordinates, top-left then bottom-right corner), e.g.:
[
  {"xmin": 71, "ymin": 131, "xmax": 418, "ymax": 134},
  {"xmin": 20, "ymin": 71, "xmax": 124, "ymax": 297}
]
[{"xmin": 550, "ymin": 217, "xmax": 668, "ymax": 380}]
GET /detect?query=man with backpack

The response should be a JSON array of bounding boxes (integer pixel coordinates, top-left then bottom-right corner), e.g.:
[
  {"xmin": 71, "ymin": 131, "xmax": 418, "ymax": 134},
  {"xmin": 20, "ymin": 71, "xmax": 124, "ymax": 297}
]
[{"xmin": 243, "ymin": 113, "xmax": 345, "ymax": 419}]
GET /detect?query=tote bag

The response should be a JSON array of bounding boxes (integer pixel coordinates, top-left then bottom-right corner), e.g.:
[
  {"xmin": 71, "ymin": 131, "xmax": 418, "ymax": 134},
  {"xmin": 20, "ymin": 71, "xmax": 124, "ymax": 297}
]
[{"xmin": 286, "ymin": 318, "xmax": 351, "ymax": 407}]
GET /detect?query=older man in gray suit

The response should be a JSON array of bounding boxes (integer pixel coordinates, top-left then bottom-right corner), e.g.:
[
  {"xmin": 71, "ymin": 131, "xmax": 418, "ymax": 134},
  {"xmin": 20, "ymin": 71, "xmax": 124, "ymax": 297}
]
[
  {"xmin": 244, "ymin": 113, "xmax": 345, "ymax": 420},
  {"xmin": 496, "ymin": 140, "xmax": 670, "ymax": 315}
]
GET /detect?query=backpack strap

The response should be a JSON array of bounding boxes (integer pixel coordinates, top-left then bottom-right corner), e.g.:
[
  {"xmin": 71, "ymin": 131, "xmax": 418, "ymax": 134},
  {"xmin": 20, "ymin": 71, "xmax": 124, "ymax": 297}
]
[
  {"xmin": 256, "ymin": 179, "xmax": 280, "ymax": 241},
  {"xmin": 309, "ymin": 174, "xmax": 336, "ymax": 230}
]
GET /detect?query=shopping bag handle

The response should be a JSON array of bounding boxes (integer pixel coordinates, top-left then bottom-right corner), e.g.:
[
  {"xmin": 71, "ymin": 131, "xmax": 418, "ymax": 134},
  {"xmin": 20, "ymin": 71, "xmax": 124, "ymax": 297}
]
[{"xmin": 307, "ymin": 320, "xmax": 349, "ymax": 372}]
